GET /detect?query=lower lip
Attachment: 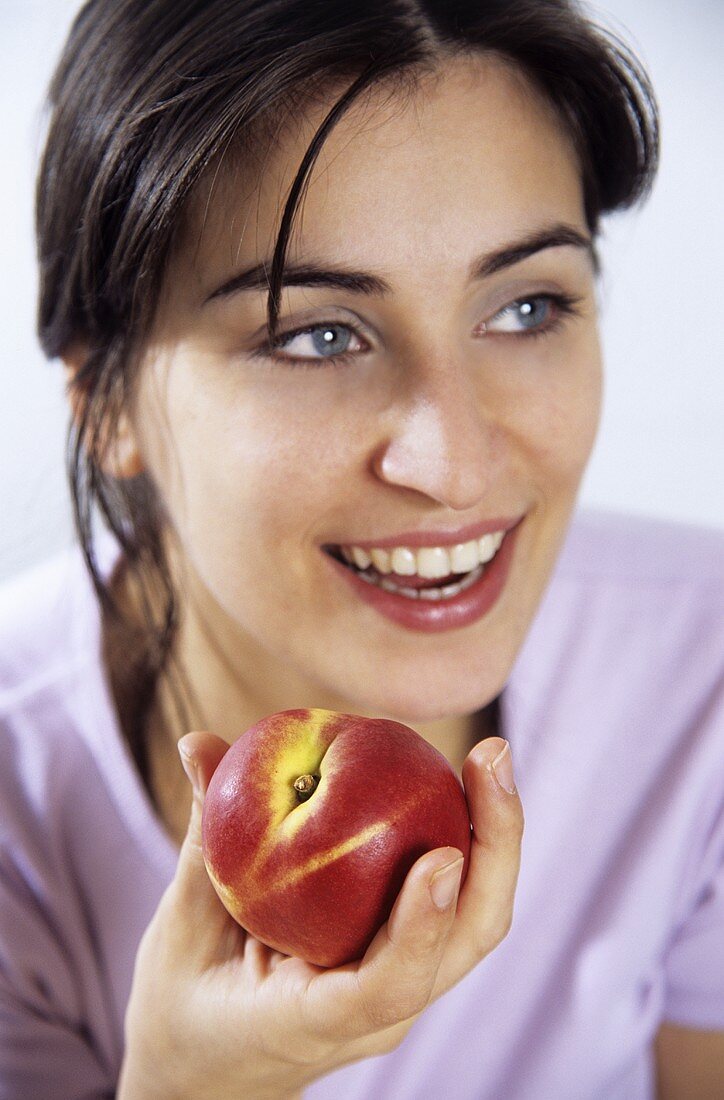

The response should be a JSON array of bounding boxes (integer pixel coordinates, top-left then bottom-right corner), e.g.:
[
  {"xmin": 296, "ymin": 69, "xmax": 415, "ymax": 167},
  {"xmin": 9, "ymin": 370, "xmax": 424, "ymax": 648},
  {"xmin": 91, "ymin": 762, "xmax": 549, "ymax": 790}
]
[{"xmin": 324, "ymin": 521, "xmax": 520, "ymax": 633}]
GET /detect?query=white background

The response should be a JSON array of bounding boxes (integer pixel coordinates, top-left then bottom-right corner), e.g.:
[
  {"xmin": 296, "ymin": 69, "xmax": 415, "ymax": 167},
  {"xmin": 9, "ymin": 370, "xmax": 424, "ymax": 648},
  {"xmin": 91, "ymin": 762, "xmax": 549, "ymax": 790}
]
[{"xmin": 1, "ymin": 0, "xmax": 722, "ymax": 582}]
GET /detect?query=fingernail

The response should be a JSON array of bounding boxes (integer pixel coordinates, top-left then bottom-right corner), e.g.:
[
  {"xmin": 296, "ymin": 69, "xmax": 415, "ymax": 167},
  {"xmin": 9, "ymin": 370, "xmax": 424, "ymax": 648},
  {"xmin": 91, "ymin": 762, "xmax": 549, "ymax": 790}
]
[
  {"xmin": 429, "ymin": 857, "xmax": 464, "ymax": 911},
  {"xmin": 178, "ymin": 743, "xmax": 202, "ymax": 801},
  {"xmin": 489, "ymin": 740, "xmax": 516, "ymax": 795}
]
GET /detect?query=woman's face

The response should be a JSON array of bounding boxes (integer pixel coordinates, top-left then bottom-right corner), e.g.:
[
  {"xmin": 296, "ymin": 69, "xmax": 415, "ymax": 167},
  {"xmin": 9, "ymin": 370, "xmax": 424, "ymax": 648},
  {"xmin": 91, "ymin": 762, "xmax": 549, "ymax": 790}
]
[{"xmin": 128, "ymin": 55, "xmax": 602, "ymax": 725}]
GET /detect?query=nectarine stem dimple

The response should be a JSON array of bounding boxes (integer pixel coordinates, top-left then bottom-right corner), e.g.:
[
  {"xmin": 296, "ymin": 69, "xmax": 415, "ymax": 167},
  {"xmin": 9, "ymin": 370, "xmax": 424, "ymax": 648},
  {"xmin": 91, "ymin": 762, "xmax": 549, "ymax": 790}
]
[{"xmin": 294, "ymin": 774, "xmax": 319, "ymax": 802}]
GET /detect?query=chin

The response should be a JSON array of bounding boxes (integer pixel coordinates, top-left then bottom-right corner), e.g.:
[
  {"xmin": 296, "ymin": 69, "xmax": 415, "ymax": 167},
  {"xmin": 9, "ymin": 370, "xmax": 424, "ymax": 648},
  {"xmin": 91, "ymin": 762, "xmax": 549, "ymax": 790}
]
[
  {"xmin": 339, "ymin": 633, "xmax": 510, "ymax": 720},
  {"xmin": 348, "ymin": 667, "xmax": 507, "ymax": 726}
]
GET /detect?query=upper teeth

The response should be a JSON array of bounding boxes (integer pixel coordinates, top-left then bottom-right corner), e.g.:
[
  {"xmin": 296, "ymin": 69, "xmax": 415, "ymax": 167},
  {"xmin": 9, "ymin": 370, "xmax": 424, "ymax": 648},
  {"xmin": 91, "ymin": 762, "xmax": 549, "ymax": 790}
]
[{"xmin": 340, "ymin": 530, "xmax": 505, "ymax": 578}]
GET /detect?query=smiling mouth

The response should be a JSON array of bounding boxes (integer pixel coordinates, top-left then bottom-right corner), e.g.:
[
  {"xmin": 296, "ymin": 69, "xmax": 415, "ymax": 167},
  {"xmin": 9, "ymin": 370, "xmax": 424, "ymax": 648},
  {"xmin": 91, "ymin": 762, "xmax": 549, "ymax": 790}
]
[{"xmin": 323, "ymin": 528, "xmax": 506, "ymax": 602}]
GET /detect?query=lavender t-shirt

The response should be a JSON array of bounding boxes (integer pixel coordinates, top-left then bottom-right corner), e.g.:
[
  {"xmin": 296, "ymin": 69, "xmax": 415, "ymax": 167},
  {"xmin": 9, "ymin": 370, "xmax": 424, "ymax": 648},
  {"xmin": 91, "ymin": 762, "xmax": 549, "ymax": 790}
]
[{"xmin": 1, "ymin": 511, "xmax": 722, "ymax": 1099}]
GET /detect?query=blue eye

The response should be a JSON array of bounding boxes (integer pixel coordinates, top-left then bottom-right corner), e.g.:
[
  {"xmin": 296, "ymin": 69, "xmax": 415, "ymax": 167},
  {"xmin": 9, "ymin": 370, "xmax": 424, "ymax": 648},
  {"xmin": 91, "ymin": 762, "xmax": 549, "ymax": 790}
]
[
  {"xmin": 274, "ymin": 323, "xmax": 359, "ymax": 361},
  {"xmin": 515, "ymin": 299, "xmax": 549, "ymax": 328},
  {"xmin": 254, "ymin": 291, "xmax": 581, "ymax": 369},
  {"xmin": 486, "ymin": 294, "xmax": 578, "ymax": 335}
]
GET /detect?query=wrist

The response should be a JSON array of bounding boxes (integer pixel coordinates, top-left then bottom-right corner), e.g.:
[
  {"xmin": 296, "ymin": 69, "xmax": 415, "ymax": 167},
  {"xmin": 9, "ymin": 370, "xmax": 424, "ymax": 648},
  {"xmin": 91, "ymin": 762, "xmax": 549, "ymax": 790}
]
[
  {"xmin": 117, "ymin": 1042, "xmax": 184, "ymax": 1100},
  {"xmin": 118, "ymin": 1051, "xmax": 309, "ymax": 1100}
]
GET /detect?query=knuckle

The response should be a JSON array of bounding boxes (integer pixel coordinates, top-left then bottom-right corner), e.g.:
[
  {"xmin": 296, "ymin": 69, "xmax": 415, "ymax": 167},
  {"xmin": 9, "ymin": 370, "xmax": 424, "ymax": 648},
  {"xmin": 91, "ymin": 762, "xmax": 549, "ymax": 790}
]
[
  {"xmin": 347, "ymin": 1019, "xmax": 413, "ymax": 1062},
  {"xmin": 155, "ymin": 883, "xmax": 180, "ymax": 922},
  {"xmin": 275, "ymin": 1033, "xmax": 331, "ymax": 1070},
  {"xmin": 483, "ymin": 801, "xmax": 525, "ymax": 849},
  {"xmin": 363, "ymin": 1006, "xmax": 395, "ymax": 1033},
  {"xmin": 475, "ymin": 906, "xmax": 514, "ymax": 956},
  {"xmin": 372, "ymin": 1019, "xmax": 415, "ymax": 1056},
  {"xmin": 134, "ymin": 906, "xmax": 167, "ymax": 962},
  {"xmin": 387, "ymin": 910, "xmax": 449, "ymax": 970},
  {"xmin": 495, "ymin": 908, "xmax": 514, "ymax": 944},
  {"xmin": 356, "ymin": 975, "xmax": 430, "ymax": 1032},
  {"xmin": 139, "ymin": 885, "xmax": 201, "ymax": 970},
  {"xmin": 360, "ymin": 991, "xmax": 400, "ymax": 1031},
  {"xmin": 391, "ymin": 982, "xmax": 433, "ymax": 1024},
  {"xmin": 152, "ymin": 888, "xmax": 188, "ymax": 949}
]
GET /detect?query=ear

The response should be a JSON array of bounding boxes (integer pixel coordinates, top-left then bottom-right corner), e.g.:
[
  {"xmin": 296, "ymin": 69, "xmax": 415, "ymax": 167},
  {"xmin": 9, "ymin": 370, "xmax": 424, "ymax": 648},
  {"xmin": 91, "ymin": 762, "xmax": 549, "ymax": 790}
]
[{"xmin": 63, "ymin": 352, "xmax": 145, "ymax": 480}]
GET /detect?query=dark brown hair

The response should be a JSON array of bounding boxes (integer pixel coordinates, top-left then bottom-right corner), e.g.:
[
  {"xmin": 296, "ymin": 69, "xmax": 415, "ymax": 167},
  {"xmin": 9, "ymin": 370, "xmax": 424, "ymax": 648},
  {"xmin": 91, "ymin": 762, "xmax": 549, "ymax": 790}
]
[{"xmin": 36, "ymin": 0, "xmax": 658, "ymax": 792}]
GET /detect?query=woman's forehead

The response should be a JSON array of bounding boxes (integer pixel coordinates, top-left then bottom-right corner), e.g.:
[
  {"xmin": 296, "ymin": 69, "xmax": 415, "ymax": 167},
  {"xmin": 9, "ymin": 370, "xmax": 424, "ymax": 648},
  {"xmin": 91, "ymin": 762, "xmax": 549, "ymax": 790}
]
[{"xmin": 173, "ymin": 55, "xmax": 583, "ymax": 296}]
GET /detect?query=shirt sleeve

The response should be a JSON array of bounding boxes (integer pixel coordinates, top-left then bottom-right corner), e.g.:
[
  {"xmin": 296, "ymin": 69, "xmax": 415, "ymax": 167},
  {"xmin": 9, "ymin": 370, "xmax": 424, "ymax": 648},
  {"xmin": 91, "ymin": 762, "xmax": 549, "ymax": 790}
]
[
  {"xmin": 661, "ymin": 783, "xmax": 724, "ymax": 1030},
  {"xmin": 0, "ymin": 836, "xmax": 115, "ymax": 1100}
]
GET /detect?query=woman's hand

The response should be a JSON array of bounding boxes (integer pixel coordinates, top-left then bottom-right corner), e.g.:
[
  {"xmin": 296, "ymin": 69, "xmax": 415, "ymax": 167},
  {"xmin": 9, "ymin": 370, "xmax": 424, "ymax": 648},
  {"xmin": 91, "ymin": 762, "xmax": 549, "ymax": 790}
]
[{"xmin": 117, "ymin": 730, "xmax": 523, "ymax": 1100}]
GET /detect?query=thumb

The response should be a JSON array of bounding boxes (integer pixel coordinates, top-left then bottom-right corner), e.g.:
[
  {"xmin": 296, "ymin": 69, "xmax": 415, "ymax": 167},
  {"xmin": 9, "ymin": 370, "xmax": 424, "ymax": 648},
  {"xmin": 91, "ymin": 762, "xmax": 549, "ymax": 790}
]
[
  {"xmin": 177, "ymin": 729, "xmax": 229, "ymax": 809},
  {"xmin": 171, "ymin": 731, "xmax": 231, "ymax": 920}
]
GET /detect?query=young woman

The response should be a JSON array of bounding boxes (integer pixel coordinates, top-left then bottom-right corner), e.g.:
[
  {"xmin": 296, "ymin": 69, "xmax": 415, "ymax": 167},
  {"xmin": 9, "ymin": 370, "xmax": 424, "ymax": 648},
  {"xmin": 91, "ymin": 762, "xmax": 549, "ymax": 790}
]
[{"xmin": 1, "ymin": 1, "xmax": 722, "ymax": 1097}]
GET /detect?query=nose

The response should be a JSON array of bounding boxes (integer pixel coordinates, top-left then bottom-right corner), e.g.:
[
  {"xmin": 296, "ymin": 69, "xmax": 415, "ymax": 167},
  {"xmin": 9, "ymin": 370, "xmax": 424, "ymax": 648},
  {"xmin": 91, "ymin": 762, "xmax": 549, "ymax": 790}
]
[{"xmin": 371, "ymin": 356, "xmax": 502, "ymax": 510}]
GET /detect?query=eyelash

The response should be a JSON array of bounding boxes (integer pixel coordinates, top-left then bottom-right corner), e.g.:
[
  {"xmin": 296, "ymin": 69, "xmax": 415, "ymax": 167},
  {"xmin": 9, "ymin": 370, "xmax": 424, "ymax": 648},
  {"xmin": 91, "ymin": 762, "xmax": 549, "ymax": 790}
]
[{"xmin": 252, "ymin": 292, "xmax": 583, "ymax": 369}]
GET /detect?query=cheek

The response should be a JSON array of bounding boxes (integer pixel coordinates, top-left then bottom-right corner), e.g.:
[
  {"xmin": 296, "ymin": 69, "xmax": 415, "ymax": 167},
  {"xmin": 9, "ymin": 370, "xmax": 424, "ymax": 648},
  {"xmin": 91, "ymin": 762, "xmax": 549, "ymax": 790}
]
[
  {"xmin": 501, "ymin": 331, "xmax": 603, "ymax": 487},
  {"xmin": 561, "ymin": 335, "xmax": 603, "ymax": 472},
  {"xmin": 137, "ymin": 362, "xmax": 355, "ymax": 562}
]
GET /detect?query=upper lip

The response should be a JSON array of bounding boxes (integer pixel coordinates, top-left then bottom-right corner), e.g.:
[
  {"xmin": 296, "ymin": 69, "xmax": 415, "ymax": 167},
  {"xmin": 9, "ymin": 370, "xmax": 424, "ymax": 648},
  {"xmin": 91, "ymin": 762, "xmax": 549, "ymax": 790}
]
[{"xmin": 326, "ymin": 515, "xmax": 523, "ymax": 551}]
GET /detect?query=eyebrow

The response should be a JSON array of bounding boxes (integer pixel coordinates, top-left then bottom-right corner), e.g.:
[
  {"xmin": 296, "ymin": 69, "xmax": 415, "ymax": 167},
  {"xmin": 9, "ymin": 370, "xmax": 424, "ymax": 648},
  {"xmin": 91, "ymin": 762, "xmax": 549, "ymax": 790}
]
[{"xmin": 205, "ymin": 223, "xmax": 595, "ymax": 303}]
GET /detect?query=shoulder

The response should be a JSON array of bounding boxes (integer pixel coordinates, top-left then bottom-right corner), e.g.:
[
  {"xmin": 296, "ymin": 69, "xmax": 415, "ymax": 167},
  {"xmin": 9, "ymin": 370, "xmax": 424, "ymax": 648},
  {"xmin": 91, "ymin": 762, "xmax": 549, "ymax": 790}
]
[
  {"xmin": 0, "ymin": 528, "xmax": 176, "ymax": 904},
  {"xmin": 555, "ymin": 508, "xmax": 724, "ymax": 590},
  {"xmin": 0, "ymin": 532, "xmax": 119, "ymax": 713},
  {"xmin": 513, "ymin": 508, "xmax": 724, "ymax": 747},
  {"xmin": 503, "ymin": 513, "xmax": 724, "ymax": 1043},
  {"xmin": 536, "ymin": 508, "xmax": 724, "ymax": 658},
  {"xmin": 0, "ymin": 538, "xmax": 173, "ymax": 1071},
  {"xmin": 0, "ymin": 533, "xmax": 121, "ymax": 841},
  {"xmin": 0, "ymin": 532, "xmax": 171, "ymax": 938},
  {"xmin": 0, "ymin": 549, "xmax": 85, "ymax": 707}
]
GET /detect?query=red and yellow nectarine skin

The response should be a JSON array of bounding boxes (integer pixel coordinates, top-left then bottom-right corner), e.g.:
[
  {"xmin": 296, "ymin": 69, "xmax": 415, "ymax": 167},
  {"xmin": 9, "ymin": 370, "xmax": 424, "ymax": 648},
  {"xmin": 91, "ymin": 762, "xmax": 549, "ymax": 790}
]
[{"xmin": 201, "ymin": 709, "xmax": 472, "ymax": 967}]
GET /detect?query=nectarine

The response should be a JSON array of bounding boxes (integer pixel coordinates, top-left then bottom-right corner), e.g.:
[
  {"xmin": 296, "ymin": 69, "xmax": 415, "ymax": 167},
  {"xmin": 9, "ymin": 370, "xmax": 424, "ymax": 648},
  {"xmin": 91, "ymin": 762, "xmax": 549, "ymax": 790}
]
[{"xmin": 201, "ymin": 708, "xmax": 472, "ymax": 967}]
